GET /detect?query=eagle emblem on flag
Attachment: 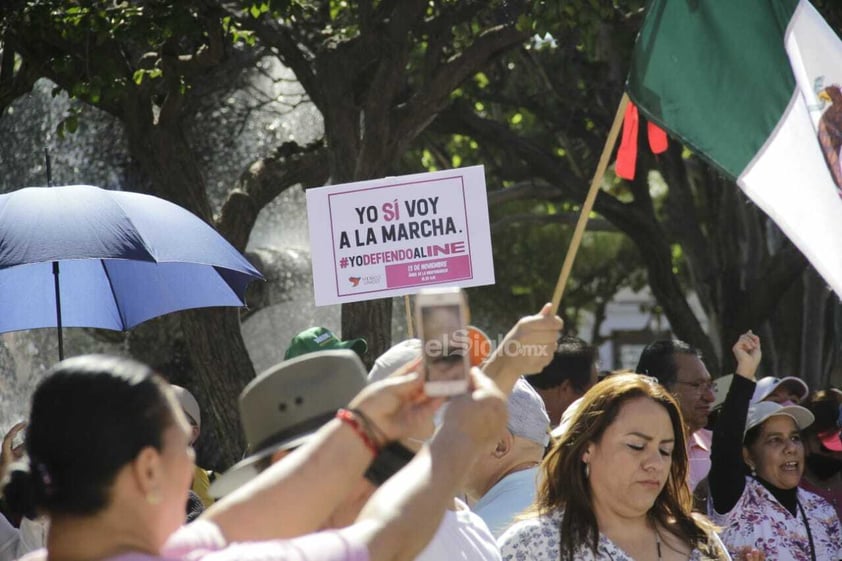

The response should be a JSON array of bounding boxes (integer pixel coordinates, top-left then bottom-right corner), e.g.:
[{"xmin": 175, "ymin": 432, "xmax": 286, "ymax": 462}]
[{"xmin": 818, "ymin": 84, "xmax": 842, "ymax": 195}]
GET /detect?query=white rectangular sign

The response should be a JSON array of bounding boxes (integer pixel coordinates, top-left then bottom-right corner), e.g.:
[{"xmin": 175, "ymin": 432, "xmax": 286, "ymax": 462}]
[{"xmin": 306, "ymin": 165, "xmax": 495, "ymax": 306}]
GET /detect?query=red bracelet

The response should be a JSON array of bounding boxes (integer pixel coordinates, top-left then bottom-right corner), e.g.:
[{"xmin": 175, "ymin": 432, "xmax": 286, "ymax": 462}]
[{"xmin": 336, "ymin": 409, "xmax": 379, "ymax": 456}]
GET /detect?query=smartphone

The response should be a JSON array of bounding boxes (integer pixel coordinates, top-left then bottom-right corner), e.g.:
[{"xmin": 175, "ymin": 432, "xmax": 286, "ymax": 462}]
[
  {"xmin": 11, "ymin": 424, "xmax": 25, "ymax": 450},
  {"xmin": 416, "ymin": 287, "xmax": 470, "ymax": 397}
]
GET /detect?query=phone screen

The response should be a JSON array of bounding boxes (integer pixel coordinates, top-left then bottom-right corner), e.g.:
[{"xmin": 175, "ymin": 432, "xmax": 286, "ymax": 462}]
[{"xmin": 421, "ymin": 303, "xmax": 468, "ymax": 383}]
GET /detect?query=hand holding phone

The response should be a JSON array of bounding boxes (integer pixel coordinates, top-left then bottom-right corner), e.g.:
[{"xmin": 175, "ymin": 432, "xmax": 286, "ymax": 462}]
[
  {"xmin": 416, "ymin": 287, "xmax": 470, "ymax": 397},
  {"xmin": 3, "ymin": 420, "xmax": 27, "ymax": 463}
]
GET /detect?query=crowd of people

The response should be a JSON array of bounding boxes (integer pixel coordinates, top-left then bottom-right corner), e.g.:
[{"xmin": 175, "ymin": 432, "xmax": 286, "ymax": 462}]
[{"xmin": 0, "ymin": 303, "xmax": 841, "ymax": 561}]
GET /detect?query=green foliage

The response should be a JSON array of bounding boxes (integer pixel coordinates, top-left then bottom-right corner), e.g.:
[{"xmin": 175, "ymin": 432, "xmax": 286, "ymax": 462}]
[
  {"xmin": 5, "ymin": 0, "xmax": 262, "ymax": 118},
  {"xmin": 412, "ymin": 0, "xmax": 671, "ymax": 335},
  {"xmin": 468, "ymin": 204, "xmax": 646, "ymax": 336},
  {"xmin": 222, "ymin": 16, "xmax": 256, "ymax": 46},
  {"xmin": 55, "ymin": 109, "xmax": 80, "ymax": 139}
]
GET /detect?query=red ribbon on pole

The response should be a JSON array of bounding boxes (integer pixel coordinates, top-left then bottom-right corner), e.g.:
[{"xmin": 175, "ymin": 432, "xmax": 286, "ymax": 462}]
[
  {"xmin": 616, "ymin": 102, "xmax": 639, "ymax": 180},
  {"xmin": 648, "ymin": 121, "xmax": 668, "ymax": 154},
  {"xmin": 616, "ymin": 101, "xmax": 669, "ymax": 180}
]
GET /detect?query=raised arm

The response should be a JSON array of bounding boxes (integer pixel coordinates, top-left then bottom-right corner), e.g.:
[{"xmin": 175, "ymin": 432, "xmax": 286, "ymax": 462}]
[
  {"xmin": 709, "ymin": 331, "xmax": 761, "ymax": 514},
  {"xmin": 354, "ymin": 367, "xmax": 508, "ymax": 561},
  {"xmin": 204, "ymin": 365, "xmax": 442, "ymax": 541},
  {"xmin": 481, "ymin": 303, "xmax": 563, "ymax": 395}
]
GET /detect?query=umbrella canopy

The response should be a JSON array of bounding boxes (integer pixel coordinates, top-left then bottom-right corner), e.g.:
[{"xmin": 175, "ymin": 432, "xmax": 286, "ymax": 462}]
[{"xmin": 0, "ymin": 185, "xmax": 263, "ymax": 349}]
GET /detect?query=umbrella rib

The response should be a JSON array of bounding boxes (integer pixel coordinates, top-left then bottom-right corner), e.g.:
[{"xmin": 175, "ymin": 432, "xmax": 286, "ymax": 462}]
[
  {"xmin": 99, "ymin": 260, "xmax": 129, "ymax": 330},
  {"xmin": 107, "ymin": 195, "xmax": 158, "ymax": 261}
]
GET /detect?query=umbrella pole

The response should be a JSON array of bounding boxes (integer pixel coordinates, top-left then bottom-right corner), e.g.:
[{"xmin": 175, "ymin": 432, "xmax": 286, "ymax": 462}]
[{"xmin": 52, "ymin": 261, "xmax": 64, "ymax": 361}]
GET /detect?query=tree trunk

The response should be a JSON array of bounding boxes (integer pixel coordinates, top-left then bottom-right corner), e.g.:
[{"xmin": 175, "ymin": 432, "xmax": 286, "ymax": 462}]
[
  {"xmin": 124, "ymin": 116, "xmax": 256, "ymax": 468},
  {"xmin": 341, "ymin": 300, "xmax": 393, "ymax": 369},
  {"xmin": 180, "ymin": 308, "xmax": 254, "ymax": 468},
  {"xmin": 324, "ymin": 81, "xmax": 396, "ymax": 366}
]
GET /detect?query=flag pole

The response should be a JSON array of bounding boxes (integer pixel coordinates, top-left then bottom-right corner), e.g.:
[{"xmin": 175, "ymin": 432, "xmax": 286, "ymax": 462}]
[
  {"xmin": 551, "ymin": 92, "xmax": 630, "ymax": 315},
  {"xmin": 404, "ymin": 295, "xmax": 414, "ymax": 338}
]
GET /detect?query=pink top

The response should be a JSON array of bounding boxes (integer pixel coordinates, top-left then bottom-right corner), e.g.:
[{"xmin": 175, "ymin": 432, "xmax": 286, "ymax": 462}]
[
  {"xmin": 18, "ymin": 520, "xmax": 370, "ymax": 561},
  {"xmin": 688, "ymin": 428, "xmax": 712, "ymax": 491}
]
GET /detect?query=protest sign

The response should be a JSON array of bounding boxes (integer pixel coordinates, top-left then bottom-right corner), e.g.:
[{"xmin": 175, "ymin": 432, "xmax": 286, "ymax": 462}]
[{"xmin": 306, "ymin": 166, "xmax": 494, "ymax": 305}]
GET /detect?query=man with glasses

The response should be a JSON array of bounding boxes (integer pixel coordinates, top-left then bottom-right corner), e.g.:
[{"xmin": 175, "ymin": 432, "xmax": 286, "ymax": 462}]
[{"xmin": 635, "ymin": 339, "xmax": 714, "ymax": 491}]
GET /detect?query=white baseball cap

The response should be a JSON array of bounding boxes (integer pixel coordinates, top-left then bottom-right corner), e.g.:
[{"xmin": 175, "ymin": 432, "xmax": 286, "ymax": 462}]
[
  {"xmin": 751, "ymin": 376, "xmax": 809, "ymax": 404},
  {"xmin": 744, "ymin": 400, "xmax": 814, "ymax": 437},
  {"xmin": 171, "ymin": 385, "xmax": 201, "ymax": 429}
]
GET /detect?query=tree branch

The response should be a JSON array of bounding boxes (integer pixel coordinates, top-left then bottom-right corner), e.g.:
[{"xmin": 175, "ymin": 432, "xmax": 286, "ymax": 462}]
[
  {"xmin": 487, "ymin": 179, "xmax": 562, "ymax": 206},
  {"xmin": 736, "ymin": 241, "xmax": 808, "ymax": 328},
  {"xmin": 238, "ymin": 16, "xmax": 321, "ymax": 109},
  {"xmin": 491, "ymin": 212, "xmax": 618, "ymax": 233},
  {"xmin": 216, "ymin": 141, "xmax": 329, "ymax": 251},
  {"xmin": 393, "ymin": 25, "xmax": 528, "ymax": 151},
  {"xmin": 0, "ymin": 41, "xmax": 38, "ymax": 114}
]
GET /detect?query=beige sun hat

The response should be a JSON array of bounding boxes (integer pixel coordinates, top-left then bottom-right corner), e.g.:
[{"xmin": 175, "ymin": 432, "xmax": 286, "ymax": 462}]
[{"xmin": 209, "ymin": 350, "xmax": 367, "ymax": 498}]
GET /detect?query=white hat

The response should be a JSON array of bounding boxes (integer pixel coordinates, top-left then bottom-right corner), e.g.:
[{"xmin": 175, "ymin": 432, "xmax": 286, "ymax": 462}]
[
  {"xmin": 751, "ymin": 376, "xmax": 809, "ymax": 404},
  {"xmin": 171, "ymin": 385, "xmax": 201, "ymax": 429},
  {"xmin": 508, "ymin": 378, "xmax": 550, "ymax": 447},
  {"xmin": 744, "ymin": 400, "xmax": 814, "ymax": 437},
  {"xmin": 367, "ymin": 339, "xmax": 422, "ymax": 383}
]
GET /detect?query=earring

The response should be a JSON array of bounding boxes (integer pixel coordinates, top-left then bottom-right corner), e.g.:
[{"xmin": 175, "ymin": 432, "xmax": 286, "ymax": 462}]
[
  {"xmin": 749, "ymin": 464, "xmax": 757, "ymax": 477},
  {"xmin": 584, "ymin": 462, "xmax": 590, "ymax": 479},
  {"xmin": 146, "ymin": 490, "xmax": 162, "ymax": 505}
]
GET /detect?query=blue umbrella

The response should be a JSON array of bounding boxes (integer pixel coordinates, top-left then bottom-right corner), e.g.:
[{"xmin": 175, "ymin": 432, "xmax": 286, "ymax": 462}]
[{"xmin": 0, "ymin": 185, "xmax": 264, "ymax": 359}]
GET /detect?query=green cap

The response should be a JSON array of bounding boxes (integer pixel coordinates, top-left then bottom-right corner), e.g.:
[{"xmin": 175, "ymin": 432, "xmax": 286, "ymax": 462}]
[{"xmin": 284, "ymin": 327, "xmax": 367, "ymax": 360}]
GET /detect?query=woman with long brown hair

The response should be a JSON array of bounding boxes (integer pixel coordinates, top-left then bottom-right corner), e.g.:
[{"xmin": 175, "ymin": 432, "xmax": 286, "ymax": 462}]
[{"xmin": 499, "ymin": 372, "xmax": 729, "ymax": 560}]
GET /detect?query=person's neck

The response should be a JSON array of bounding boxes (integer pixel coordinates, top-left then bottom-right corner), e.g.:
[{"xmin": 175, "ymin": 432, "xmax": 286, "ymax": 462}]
[
  {"xmin": 592, "ymin": 497, "xmax": 652, "ymax": 541},
  {"xmin": 534, "ymin": 386, "xmax": 563, "ymax": 427},
  {"xmin": 47, "ymin": 512, "xmax": 157, "ymax": 561}
]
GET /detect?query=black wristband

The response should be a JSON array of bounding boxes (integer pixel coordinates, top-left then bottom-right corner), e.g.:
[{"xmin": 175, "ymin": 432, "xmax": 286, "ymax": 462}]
[{"xmin": 363, "ymin": 441, "xmax": 416, "ymax": 486}]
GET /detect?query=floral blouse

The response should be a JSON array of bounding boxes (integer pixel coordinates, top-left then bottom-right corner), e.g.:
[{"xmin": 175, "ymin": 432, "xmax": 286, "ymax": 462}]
[
  {"xmin": 708, "ymin": 476, "xmax": 842, "ymax": 561},
  {"xmin": 498, "ymin": 508, "xmax": 730, "ymax": 561}
]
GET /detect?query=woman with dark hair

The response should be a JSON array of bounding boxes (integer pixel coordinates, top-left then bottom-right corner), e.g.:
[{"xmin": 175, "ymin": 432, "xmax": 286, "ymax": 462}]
[
  {"xmin": 499, "ymin": 372, "xmax": 729, "ymax": 560},
  {"xmin": 4, "ymin": 353, "xmax": 507, "ymax": 561},
  {"xmin": 708, "ymin": 333, "xmax": 842, "ymax": 559}
]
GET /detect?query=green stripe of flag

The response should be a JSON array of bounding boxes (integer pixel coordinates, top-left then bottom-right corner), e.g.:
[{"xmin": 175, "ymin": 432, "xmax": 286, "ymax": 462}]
[{"xmin": 627, "ymin": 0, "xmax": 799, "ymax": 177}]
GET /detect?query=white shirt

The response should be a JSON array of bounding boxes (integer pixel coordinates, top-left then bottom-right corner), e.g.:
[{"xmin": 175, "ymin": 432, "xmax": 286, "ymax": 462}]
[
  {"xmin": 415, "ymin": 498, "xmax": 501, "ymax": 561},
  {"xmin": 0, "ymin": 515, "xmax": 47, "ymax": 561}
]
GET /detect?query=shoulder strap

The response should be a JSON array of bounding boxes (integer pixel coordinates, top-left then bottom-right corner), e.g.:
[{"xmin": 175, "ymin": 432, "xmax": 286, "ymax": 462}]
[{"xmin": 796, "ymin": 499, "xmax": 817, "ymax": 561}]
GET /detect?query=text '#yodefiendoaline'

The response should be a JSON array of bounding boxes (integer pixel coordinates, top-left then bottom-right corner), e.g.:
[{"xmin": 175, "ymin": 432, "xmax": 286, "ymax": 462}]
[
  {"xmin": 342, "ymin": 241, "xmax": 466, "ymax": 267},
  {"xmin": 337, "ymin": 196, "xmax": 462, "ymax": 249}
]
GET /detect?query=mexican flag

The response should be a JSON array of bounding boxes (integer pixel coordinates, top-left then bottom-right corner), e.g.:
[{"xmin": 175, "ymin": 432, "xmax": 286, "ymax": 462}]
[{"xmin": 627, "ymin": 0, "xmax": 842, "ymax": 297}]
